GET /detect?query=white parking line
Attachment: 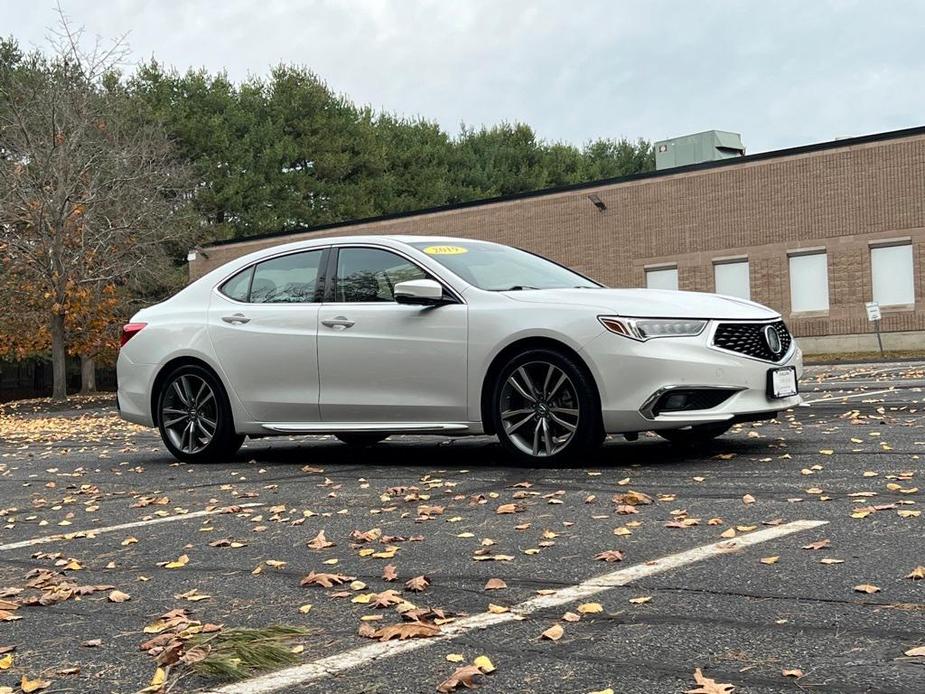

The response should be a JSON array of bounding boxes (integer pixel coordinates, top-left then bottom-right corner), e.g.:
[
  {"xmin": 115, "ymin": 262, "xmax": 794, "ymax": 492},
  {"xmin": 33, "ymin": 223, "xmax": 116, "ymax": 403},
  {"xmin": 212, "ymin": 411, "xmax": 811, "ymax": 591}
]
[
  {"xmin": 209, "ymin": 519, "xmax": 827, "ymax": 694},
  {"xmin": 802, "ymin": 387, "xmax": 897, "ymax": 405},
  {"xmin": 0, "ymin": 503, "xmax": 264, "ymax": 551}
]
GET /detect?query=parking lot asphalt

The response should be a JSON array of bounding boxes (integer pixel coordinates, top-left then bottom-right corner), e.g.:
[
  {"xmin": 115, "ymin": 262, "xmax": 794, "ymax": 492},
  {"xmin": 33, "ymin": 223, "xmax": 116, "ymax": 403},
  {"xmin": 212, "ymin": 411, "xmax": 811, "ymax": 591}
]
[{"xmin": 0, "ymin": 361, "xmax": 923, "ymax": 694}]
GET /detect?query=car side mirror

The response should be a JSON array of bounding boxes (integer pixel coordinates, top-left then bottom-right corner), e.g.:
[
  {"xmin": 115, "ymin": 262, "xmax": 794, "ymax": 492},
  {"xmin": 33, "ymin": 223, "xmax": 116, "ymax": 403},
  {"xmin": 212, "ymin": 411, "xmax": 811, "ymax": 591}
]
[{"xmin": 394, "ymin": 279, "xmax": 447, "ymax": 306}]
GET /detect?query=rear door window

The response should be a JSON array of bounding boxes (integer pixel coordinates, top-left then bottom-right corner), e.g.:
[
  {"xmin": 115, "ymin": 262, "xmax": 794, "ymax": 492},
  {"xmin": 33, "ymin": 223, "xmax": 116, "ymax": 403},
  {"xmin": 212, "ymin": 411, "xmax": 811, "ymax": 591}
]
[{"xmin": 249, "ymin": 250, "xmax": 324, "ymax": 303}]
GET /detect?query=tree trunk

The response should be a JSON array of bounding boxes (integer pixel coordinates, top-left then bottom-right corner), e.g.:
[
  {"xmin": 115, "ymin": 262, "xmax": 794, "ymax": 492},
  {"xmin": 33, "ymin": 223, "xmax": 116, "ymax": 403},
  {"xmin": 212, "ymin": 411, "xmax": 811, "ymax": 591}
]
[
  {"xmin": 80, "ymin": 355, "xmax": 96, "ymax": 394},
  {"xmin": 50, "ymin": 312, "xmax": 67, "ymax": 400}
]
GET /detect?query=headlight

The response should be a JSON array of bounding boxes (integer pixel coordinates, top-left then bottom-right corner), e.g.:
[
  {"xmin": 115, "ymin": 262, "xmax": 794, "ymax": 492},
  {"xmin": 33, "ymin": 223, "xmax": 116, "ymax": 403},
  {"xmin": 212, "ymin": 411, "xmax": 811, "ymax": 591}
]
[{"xmin": 598, "ymin": 316, "xmax": 707, "ymax": 341}]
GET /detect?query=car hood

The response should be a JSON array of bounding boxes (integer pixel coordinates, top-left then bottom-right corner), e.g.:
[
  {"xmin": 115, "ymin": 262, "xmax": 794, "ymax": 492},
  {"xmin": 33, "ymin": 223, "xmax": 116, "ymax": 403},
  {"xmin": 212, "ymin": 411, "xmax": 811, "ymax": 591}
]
[{"xmin": 503, "ymin": 288, "xmax": 780, "ymax": 320}]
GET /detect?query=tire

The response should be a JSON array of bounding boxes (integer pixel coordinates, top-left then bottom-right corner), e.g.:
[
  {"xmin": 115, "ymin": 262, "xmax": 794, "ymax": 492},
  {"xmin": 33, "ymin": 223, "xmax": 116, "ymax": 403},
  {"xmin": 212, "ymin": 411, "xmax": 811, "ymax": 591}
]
[
  {"xmin": 335, "ymin": 433, "xmax": 387, "ymax": 447},
  {"xmin": 156, "ymin": 364, "xmax": 244, "ymax": 463},
  {"xmin": 657, "ymin": 422, "xmax": 732, "ymax": 446},
  {"xmin": 491, "ymin": 348, "xmax": 602, "ymax": 463}
]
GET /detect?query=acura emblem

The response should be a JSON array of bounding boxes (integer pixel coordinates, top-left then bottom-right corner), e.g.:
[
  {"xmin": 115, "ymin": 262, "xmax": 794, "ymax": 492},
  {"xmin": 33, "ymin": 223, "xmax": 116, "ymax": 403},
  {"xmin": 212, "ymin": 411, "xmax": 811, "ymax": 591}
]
[{"xmin": 764, "ymin": 325, "xmax": 783, "ymax": 355}]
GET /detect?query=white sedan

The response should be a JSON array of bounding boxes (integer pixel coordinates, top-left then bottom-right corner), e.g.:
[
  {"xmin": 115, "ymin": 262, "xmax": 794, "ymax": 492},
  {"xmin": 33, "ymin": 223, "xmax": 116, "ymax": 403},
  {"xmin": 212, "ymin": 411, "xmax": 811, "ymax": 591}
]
[{"xmin": 117, "ymin": 235, "xmax": 802, "ymax": 463}]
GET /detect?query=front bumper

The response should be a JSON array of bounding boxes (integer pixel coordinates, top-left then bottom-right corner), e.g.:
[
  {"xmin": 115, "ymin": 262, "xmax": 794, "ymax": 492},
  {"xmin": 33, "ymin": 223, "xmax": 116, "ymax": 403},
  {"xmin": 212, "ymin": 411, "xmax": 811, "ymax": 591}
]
[{"xmin": 580, "ymin": 326, "xmax": 803, "ymax": 434}]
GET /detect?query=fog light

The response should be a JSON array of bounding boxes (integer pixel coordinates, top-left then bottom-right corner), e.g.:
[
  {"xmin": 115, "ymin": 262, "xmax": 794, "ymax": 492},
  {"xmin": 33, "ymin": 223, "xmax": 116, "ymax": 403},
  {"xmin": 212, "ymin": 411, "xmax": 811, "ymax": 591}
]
[{"xmin": 663, "ymin": 393, "xmax": 689, "ymax": 410}]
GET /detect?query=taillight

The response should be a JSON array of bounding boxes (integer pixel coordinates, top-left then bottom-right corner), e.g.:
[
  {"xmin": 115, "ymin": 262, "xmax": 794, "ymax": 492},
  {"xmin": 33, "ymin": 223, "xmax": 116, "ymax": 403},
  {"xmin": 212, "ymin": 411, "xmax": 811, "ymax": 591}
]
[{"xmin": 120, "ymin": 322, "xmax": 147, "ymax": 347}]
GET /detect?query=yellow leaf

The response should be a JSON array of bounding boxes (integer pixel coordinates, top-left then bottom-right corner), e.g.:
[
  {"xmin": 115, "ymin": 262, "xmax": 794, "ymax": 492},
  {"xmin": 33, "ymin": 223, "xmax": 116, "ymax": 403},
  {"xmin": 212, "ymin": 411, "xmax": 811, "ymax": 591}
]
[
  {"xmin": 487, "ymin": 603, "xmax": 509, "ymax": 614},
  {"xmin": 21, "ymin": 675, "xmax": 51, "ymax": 693},
  {"xmin": 0, "ymin": 654, "xmax": 12, "ymax": 670},
  {"xmin": 629, "ymin": 596, "xmax": 652, "ymax": 604},
  {"xmin": 265, "ymin": 560, "xmax": 287, "ymax": 569},
  {"xmin": 904, "ymin": 646, "xmax": 925, "ymax": 657},
  {"xmin": 322, "ymin": 559, "xmax": 339, "ymax": 565},
  {"xmin": 149, "ymin": 667, "xmax": 167, "ymax": 687},
  {"xmin": 349, "ymin": 580, "xmax": 367, "ymax": 591},
  {"xmin": 760, "ymin": 556, "xmax": 780, "ymax": 565},
  {"xmin": 351, "ymin": 593, "xmax": 375, "ymax": 604},
  {"xmin": 720, "ymin": 528, "xmax": 736, "ymax": 538},
  {"xmin": 473, "ymin": 655, "xmax": 496, "ymax": 673},
  {"xmin": 577, "ymin": 602, "xmax": 603, "ymax": 614},
  {"xmin": 121, "ymin": 536, "xmax": 138, "ymax": 546},
  {"xmin": 298, "ymin": 604, "xmax": 312, "ymax": 614},
  {"xmin": 588, "ymin": 689, "xmax": 615, "ymax": 694},
  {"xmin": 164, "ymin": 554, "xmax": 189, "ymax": 569},
  {"xmin": 819, "ymin": 449, "xmax": 834, "ymax": 455},
  {"xmin": 446, "ymin": 653, "xmax": 465, "ymax": 663}
]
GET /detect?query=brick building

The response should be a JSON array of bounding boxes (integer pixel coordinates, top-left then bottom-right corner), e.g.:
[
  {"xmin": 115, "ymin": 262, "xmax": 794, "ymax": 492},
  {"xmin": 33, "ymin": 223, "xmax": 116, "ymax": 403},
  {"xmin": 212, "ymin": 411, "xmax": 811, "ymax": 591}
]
[{"xmin": 189, "ymin": 125, "xmax": 925, "ymax": 354}]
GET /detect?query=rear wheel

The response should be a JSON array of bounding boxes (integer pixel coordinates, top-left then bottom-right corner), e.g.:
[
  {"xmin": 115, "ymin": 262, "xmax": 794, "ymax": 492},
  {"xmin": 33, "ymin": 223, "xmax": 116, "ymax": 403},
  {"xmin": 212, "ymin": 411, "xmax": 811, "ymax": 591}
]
[
  {"xmin": 156, "ymin": 364, "xmax": 244, "ymax": 463},
  {"xmin": 657, "ymin": 422, "xmax": 732, "ymax": 445},
  {"xmin": 492, "ymin": 349, "xmax": 601, "ymax": 463},
  {"xmin": 335, "ymin": 433, "xmax": 387, "ymax": 447}
]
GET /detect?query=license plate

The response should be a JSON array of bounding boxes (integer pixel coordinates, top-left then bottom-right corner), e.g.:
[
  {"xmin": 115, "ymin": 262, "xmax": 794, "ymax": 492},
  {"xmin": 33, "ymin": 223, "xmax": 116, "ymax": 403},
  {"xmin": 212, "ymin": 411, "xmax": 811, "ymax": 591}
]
[{"xmin": 768, "ymin": 366, "xmax": 798, "ymax": 398}]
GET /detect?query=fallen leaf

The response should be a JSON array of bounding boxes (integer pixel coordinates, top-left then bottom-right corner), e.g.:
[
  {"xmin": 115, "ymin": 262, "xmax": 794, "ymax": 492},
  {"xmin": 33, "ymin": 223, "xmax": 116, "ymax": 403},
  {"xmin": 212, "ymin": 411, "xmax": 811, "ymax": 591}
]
[
  {"xmin": 904, "ymin": 646, "xmax": 925, "ymax": 657},
  {"xmin": 629, "ymin": 596, "xmax": 652, "ymax": 604},
  {"xmin": 760, "ymin": 556, "xmax": 780, "ymax": 565},
  {"xmin": 487, "ymin": 603, "xmax": 509, "ymax": 614},
  {"xmin": 307, "ymin": 530, "xmax": 335, "ymax": 550},
  {"xmin": 905, "ymin": 566, "xmax": 925, "ymax": 580},
  {"xmin": 742, "ymin": 494, "xmax": 756, "ymax": 505},
  {"xmin": 107, "ymin": 590, "xmax": 131, "ymax": 603},
  {"xmin": 382, "ymin": 564, "xmax": 398, "ymax": 582},
  {"xmin": 577, "ymin": 602, "xmax": 603, "ymax": 614},
  {"xmin": 562, "ymin": 611, "xmax": 580, "ymax": 622},
  {"xmin": 541, "ymin": 623, "xmax": 564, "ymax": 641},
  {"xmin": 406, "ymin": 575, "xmax": 430, "ymax": 592},
  {"xmin": 782, "ymin": 668, "xmax": 803, "ymax": 678},
  {"xmin": 299, "ymin": 571, "xmax": 355, "ymax": 588},
  {"xmin": 81, "ymin": 639, "xmax": 102, "ymax": 648},
  {"xmin": 484, "ymin": 578, "xmax": 507, "ymax": 591},
  {"xmin": 163, "ymin": 554, "xmax": 189, "ymax": 569},
  {"xmin": 496, "ymin": 503, "xmax": 520, "ymax": 514},
  {"xmin": 819, "ymin": 558, "xmax": 844, "ymax": 565},
  {"xmin": 20, "ymin": 676, "xmax": 51, "ymax": 693},
  {"xmin": 0, "ymin": 654, "xmax": 11, "ymax": 670},
  {"xmin": 854, "ymin": 583, "xmax": 880, "ymax": 594},
  {"xmin": 373, "ymin": 622, "xmax": 441, "ymax": 641},
  {"xmin": 802, "ymin": 539, "xmax": 831, "ymax": 550},
  {"xmin": 445, "ymin": 653, "xmax": 465, "ymax": 663},
  {"xmin": 685, "ymin": 668, "xmax": 734, "ymax": 694},
  {"xmin": 437, "ymin": 665, "xmax": 484, "ymax": 692},
  {"xmin": 473, "ymin": 655, "xmax": 495, "ymax": 673},
  {"xmin": 298, "ymin": 604, "xmax": 312, "ymax": 614},
  {"xmin": 594, "ymin": 550, "xmax": 625, "ymax": 562}
]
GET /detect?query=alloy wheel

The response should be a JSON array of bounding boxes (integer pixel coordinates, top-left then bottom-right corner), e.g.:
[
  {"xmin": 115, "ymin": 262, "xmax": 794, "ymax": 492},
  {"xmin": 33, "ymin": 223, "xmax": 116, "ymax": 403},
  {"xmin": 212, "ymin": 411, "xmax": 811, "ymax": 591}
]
[
  {"xmin": 161, "ymin": 374, "xmax": 218, "ymax": 455},
  {"xmin": 499, "ymin": 361, "xmax": 580, "ymax": 457}
]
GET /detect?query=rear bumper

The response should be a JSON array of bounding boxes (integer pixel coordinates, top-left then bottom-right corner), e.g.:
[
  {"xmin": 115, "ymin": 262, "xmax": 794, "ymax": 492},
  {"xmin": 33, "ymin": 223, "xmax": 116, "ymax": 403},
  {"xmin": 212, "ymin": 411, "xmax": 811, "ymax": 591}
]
[
  {"xmin": 116, "ymin": 353, "xmax": 156, "ymax": 427},
  {"xmin": 580, "ymin": 327, "xmax": 803, "ymax": 434}
]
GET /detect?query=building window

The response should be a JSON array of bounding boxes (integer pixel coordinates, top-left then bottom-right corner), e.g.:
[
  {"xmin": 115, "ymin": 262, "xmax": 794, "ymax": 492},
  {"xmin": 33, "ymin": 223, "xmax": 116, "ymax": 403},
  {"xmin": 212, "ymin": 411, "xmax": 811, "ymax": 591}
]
[
  {"xmin": 870, "ymin": 243, "xmax": 914, "ymax": 306},
  {"xmin": 645, "ymin": 266, "xmax": 678, "ymax": 290},
  {"xmin": 713, "ymin": 259, "xmax": 750, "ymax": 300},
  {"xmin": 788, "ymin": 252, "xmax": 829, "ymax": 313}
]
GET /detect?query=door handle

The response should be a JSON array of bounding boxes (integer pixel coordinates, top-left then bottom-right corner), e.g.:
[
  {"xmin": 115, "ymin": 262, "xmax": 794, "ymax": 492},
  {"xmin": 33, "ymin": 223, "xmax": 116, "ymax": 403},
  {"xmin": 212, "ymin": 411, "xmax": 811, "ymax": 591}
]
[
  {"xmin": 222, "ymin": 313, "xmax": 251, "ymax": 325},
  {"xmin": 321, "ymin": 316, "xmax": 355, "ymax": 329}
]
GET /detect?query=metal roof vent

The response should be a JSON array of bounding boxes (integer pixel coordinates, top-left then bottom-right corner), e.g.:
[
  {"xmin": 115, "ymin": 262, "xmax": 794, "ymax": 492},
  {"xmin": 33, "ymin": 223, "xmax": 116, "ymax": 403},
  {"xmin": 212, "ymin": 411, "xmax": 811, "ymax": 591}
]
[{"xmin": 655, "ymin": 130, "xmax": 745, "ymax": 170}]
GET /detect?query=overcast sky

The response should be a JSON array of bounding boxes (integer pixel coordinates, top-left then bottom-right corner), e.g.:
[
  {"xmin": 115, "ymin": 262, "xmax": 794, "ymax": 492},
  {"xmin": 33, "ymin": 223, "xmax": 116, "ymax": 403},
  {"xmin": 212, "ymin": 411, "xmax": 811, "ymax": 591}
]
[{"xmin": 2, "ymin": 0, "xmax": 923, "ymax": 153}]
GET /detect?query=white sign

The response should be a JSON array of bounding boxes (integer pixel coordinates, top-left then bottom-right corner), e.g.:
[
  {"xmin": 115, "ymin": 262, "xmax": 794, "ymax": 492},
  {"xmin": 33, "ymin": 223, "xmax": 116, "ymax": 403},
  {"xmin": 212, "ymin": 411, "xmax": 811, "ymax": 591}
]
[{"xmin": 865, "ymin": 301, "xmax": 881, "ymax": 321}]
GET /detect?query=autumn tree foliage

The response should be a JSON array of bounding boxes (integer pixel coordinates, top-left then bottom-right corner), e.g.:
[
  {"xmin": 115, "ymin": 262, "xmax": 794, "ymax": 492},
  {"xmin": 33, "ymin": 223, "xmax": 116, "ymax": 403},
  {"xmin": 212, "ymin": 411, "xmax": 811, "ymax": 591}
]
[{"xmin": 0, "ymin": 22, "xmax": 193, "ymax": 399}]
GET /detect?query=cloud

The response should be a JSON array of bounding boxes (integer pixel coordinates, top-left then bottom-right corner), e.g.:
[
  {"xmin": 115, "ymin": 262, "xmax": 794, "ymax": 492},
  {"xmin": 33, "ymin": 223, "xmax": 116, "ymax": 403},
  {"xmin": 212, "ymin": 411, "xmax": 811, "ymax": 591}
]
[{"xmin": 2, "ymin": 0, "xmax": 923, "ymax": 152}]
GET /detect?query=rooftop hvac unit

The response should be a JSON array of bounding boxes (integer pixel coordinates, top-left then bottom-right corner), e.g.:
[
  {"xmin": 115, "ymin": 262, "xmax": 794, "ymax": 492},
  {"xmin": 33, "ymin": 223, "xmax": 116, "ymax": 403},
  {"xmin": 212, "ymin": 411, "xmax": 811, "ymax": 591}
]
[{"xmin": 655, "ymin": 130, "xmax": 745, "ymax": 170}]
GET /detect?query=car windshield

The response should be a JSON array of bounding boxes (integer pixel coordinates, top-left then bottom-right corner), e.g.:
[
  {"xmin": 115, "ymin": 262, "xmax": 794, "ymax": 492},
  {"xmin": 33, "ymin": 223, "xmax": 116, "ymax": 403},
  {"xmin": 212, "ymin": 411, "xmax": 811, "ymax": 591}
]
[{"xmin": 408, "ymin": 241, "xmax": 600, "ymax": 291}]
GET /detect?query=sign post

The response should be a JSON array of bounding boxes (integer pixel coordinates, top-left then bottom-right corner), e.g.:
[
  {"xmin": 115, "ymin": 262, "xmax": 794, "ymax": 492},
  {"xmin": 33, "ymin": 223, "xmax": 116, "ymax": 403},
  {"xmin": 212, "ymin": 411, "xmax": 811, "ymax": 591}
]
[{"xmin": 865, "ymin": 302, "xmax": 883, "ymax": 357}]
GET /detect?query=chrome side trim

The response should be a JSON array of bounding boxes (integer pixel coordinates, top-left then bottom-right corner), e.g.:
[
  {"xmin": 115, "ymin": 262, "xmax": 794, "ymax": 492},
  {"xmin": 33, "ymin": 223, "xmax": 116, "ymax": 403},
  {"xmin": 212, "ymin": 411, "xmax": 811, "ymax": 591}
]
[
  {"xmin": 260, "ymin": 422, "xmax": 472, "ymax": 434},
  {"xmin": 639, "ymin": 385, "xmax": 746, "ymax": 420}
]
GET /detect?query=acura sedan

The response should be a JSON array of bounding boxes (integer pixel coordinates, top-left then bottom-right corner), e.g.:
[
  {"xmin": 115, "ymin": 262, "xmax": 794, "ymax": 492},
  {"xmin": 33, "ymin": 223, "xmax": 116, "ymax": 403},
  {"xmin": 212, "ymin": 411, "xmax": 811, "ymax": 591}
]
[{"xmin": 117, "ymin": 236, "xmax": 802, "ymax": 463}]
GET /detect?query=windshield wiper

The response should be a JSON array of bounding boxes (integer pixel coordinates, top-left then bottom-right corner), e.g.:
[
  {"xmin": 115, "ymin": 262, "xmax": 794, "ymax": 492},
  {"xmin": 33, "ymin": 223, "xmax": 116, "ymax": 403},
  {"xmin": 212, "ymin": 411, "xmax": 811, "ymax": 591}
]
[{"xmin": 495, "ymin": 285, "xmax": 540, "ymax": 291}]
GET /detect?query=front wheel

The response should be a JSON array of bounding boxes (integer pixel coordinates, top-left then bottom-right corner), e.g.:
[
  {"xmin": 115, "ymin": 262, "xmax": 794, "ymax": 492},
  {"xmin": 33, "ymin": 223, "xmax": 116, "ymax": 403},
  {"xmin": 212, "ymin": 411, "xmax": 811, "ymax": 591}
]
[
  {"xmin": 156, "ymin": 364, "xmax": 244, "ymax": 463},
  {"xmin": 657, "ymin": 422, "xmax": 732, "ymax": 446},
  {"xmin": 491, "ymin": 349, "xmax": 602, "ymax": 463}
]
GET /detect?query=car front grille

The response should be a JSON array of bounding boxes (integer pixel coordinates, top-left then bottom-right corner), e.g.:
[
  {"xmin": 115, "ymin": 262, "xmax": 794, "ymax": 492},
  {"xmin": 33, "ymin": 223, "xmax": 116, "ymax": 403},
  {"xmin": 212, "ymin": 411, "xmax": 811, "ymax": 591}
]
[{"xmin": 712, "ymin": 320, "xmax": 792, "ymax": 362}]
